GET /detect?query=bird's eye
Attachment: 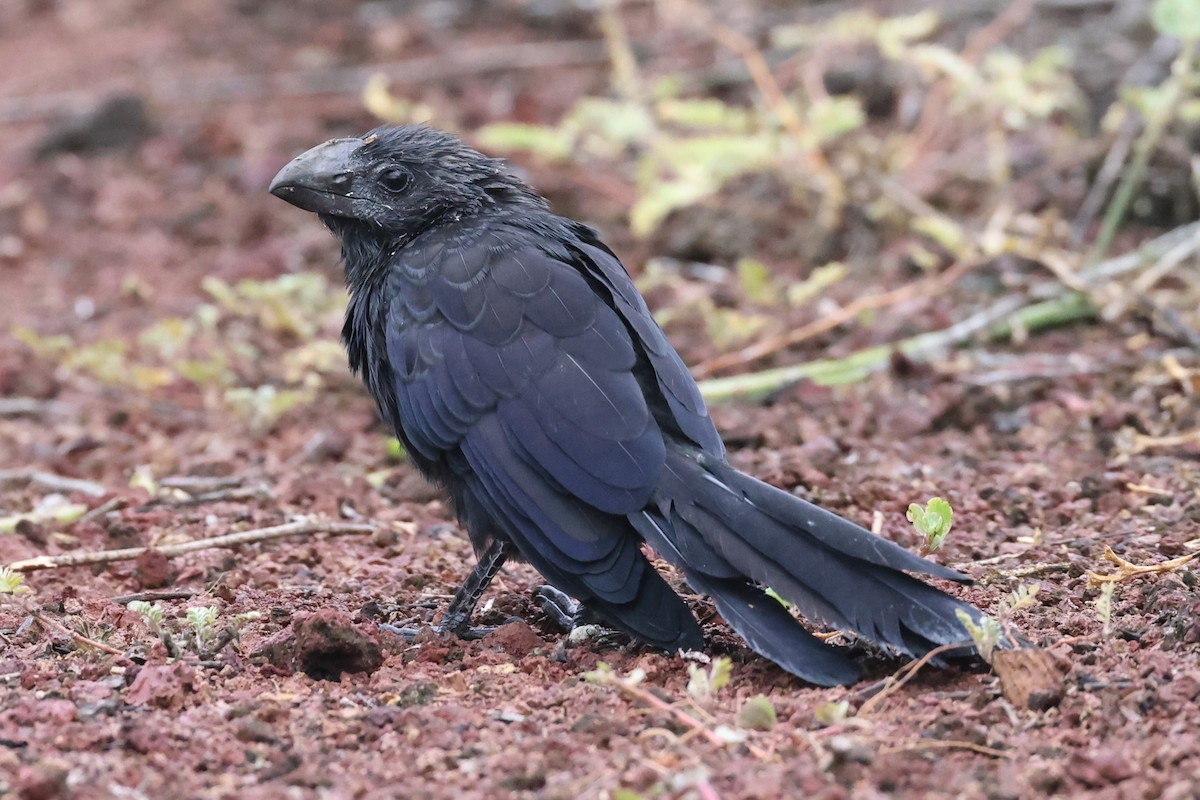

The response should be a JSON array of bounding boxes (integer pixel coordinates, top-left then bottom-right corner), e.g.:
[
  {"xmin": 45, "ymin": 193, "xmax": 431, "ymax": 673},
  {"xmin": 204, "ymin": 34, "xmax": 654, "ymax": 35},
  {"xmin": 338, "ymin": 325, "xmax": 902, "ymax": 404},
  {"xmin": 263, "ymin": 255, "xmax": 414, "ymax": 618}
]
[{"xmin": 379, "ymin": 168, "xmax": 411, "ymax": 193}]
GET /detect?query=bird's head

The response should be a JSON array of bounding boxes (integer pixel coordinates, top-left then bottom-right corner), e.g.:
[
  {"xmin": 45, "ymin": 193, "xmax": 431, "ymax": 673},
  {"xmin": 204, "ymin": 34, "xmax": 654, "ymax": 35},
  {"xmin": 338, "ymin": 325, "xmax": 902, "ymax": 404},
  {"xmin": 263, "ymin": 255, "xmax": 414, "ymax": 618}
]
[{"xmin": 269, "ymin": 125, "xmax": 543, "ymax": 239}]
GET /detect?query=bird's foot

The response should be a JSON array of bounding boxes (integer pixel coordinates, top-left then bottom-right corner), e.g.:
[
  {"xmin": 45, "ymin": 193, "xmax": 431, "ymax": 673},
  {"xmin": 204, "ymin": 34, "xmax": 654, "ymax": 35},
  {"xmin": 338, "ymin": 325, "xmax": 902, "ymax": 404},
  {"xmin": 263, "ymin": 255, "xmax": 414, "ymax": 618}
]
[
  {"xmin": 532, "ymin": 585, "xmax": 629, "ymax": 650},
  {"xmin": 379, "ymin": 622, "xmax": 503, "ymax": 641},
  {"xmin": 532, "ymin": 584, "xmax": 582, "ymax": 631},
  {"xmin": 380, "ymin": 609, "xmax": 523, "ymax": 642}
]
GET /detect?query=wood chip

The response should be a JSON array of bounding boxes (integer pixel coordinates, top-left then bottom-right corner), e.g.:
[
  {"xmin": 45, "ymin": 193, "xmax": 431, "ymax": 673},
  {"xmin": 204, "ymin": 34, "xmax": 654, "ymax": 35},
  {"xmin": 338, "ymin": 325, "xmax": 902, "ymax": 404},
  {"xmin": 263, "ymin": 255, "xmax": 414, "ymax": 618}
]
[{"xmin": 993, "ymin": 648, "xmax": 1065, "ymax": 711}]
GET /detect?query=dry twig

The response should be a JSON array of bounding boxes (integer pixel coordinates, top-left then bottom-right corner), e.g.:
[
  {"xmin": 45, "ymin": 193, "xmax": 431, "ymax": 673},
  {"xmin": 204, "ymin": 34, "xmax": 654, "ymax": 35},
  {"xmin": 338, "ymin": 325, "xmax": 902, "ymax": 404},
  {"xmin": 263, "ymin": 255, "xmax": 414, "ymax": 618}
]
[
  {"xmin": 1130, "ymin": 428, "xmax": 1200, "ymax": 453},
  {"xmin": 591, "ymin": 667, "xmax": 768, "ymax": 759},
  {"xmin": 1086, "ymin": 545, "xmax": 1198, "ymax": 587},
  {"xmin": 856, "ymin": 642, "xmax": 963, "ymax": 717},
  {"xmin": 0, "ymin": 469, "xmax": 107, "ymax": 498},
  {"xmin": 5, "ymin": 519, "xmax": 377, "ymax": 573},
  {"xmin": 880, "ymin": 739, "xmax": 1008, "ymax": 759},
  {"xmin": 667, "ymin": 0, "xmax": 845, "ymax": 221},
  {"xmin": 27, "ymin": 610, "xmax": 122, "ymax": 656},
  {"xmin": 693, "ymin": 259, "xmax": 974, "ymax": 378},
  {"xmin": 906, "ymin": 0, "xmax": 1039, "ymax": 175}
]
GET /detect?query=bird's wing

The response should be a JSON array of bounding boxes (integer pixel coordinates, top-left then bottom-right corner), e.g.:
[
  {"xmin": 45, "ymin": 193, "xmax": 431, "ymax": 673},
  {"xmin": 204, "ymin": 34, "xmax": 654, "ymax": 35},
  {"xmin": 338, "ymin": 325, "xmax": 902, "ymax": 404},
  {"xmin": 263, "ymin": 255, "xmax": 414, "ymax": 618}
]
[
  {"xmin": 385, "ymin": 228, "xmax": 690, "ymax": 617},
  {"xmin": 566, "ymin": 224, "xmax": 724, "ymax": 456}
]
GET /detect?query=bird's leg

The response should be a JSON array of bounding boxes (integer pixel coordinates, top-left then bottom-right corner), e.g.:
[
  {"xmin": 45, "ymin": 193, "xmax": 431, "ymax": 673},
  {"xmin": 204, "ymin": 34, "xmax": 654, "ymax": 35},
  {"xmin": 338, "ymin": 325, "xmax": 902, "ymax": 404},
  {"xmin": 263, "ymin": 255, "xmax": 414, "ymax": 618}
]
[
  {"xmin": 533, "ymin": 585, "xmax": 629, "ymax": 650},
  {"xmin": 382, "ymin": 539, "xmax": 516, "ymax": 641}
]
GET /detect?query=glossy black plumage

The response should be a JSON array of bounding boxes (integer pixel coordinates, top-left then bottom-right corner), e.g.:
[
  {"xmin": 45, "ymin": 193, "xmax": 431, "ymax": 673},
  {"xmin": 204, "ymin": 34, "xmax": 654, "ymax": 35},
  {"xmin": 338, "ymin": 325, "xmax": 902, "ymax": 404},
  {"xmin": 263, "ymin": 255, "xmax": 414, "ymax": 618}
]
[{"xmin": 270, "ymin": 125, "xmax": 991, "ymax": 685}]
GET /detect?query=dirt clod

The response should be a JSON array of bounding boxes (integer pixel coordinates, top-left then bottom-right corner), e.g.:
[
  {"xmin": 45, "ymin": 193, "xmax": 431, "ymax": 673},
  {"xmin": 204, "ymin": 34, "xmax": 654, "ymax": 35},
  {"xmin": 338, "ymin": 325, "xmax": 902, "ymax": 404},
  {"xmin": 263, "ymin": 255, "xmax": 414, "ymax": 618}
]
[
  {"xmin": 993, "ymin": 647, "xmax": 1066, "ymax": 711},
  {"xmin": 124, "ymin": 662, "xmax": 197, "ymax": 710},
  {"xmin": 487, "ymin": 621, "xmax": 543, "ymax": 659},
  {"xmin": 257, "ymin": 609, "xmax": 383, "ymax": 680},
  {"xmin": 134, "ymin": 548, "xmax": 175, "ymax": 589},
  {"xmin": 14, "ymin": 764, "xmax": 69, "ymax": 800},
  {"xmin": 1066, "ymin": 748, "xmax": 1137, "ymax": 788}
]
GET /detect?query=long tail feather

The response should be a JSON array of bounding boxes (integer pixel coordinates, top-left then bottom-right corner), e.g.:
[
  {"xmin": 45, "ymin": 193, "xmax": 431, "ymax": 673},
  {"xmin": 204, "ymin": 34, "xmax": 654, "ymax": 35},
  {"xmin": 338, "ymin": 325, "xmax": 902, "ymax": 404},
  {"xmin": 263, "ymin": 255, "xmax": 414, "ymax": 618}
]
[{"xmin": 633, "ymin": 448, "xmax": 989, "ymax": 683}]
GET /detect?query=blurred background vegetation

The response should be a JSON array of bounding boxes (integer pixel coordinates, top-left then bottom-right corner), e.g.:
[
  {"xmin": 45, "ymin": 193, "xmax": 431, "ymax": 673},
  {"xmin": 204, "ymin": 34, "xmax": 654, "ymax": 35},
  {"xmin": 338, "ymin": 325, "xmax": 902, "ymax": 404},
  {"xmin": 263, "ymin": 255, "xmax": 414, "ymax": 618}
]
[{"xmin": 2, "ymin": 0, "xmax": 1198, "ymax": 428}]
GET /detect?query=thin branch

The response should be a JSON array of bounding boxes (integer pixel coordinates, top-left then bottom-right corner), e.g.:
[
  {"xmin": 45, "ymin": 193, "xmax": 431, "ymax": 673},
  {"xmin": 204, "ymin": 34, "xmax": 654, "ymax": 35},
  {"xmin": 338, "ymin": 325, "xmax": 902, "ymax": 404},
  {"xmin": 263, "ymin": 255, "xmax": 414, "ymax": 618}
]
[
  {"xmin": 158, "ymin": 475, "xmax": 246, "ymax": 493},
  {"xmin": 5, "ymin": 519, "xmax": 377, "ymax": 573},
  {"xmin": 671, "ymin": 0, "xmax": 845, "ymax": 219},
  {"xmin": 693, "ymin": 258, "xmax": 974, "ymax": 378},
  {"xmin": 696, "ymin": 222, "xmax": 1200, "ymax": 401},
  {"xmin": 144, "ymin": 484, "xmax": 274, "ymax": 508},
  {"xmin": 0, "ymin": 41, "xmax": 610, "ymax": 123},
  {"xmin": 107, "ymin": 589, "xmax": 197, "ymax": 605},
  {"xmin": 1131, "ymin": 428, "xmax": 1200, "ymax": 453},
  {"xmin": 697, "ymin": 294, "xmax": 1030, "ymax": 402},
  {"xmin": 1086, "ymin": 545, "xmax": 1198, "ymax": 587},
  {"xmin": 907, "ymin": 0, "xmax": 1039, "ymax": 172},
  {"xmin": 856, "ymin": 642, "xmax": 963, "ymax": 717},
  {"xmin": 0, "ymin": 469, "xmax": 107, "ymax": 498},
  {"xmin": 607, "ymin": 676, "xmax": 732, "ymax": 750},
  {"xmin": 1070, "ymin": 114, "xmax": 1141, "ymax": 248},
  {"xmin": 879, "ymin": 739, "xmax": 1009, "ymax": 759},
  {"xmin": 29, "ymin": 611, "xmax": 123, "ymax": 656},
  {"xmin": 592, "ymin": 669, "xmax": 767, "ymax": 758},
  {"xmin": 78, "ymin": 497, "xmax": 125, "ymax": 526},
  {"xmin": 1088, "ymin": 39, "xmax": 1197, "ymax": 264},
  {"xmin": 0, "ymin": 398, "xmax": 75, "ymax": 418}
]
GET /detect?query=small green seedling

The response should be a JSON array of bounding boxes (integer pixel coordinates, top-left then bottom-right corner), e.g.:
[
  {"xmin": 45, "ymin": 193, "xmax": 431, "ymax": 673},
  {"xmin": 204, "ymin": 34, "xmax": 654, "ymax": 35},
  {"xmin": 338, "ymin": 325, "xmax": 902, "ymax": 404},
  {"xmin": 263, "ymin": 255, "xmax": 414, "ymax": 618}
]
[
  {"xmin": 814, "ymin": 699, "xmax": 850, "ymax": 727},
  {"xmin": 1001, "ymin": 583, "xmax": 1040, "ymax": 616},
  {"xmin": 908, "ymin": 497, "xmax": 953, "ymax": 556},
  {"xmin": 686, "ymin": 655, "xmax": 732, "ymax": 703},
  {"xmin": 738, "ymin": 695, "xmax": 777, "ymax": 731},
  {"xmin": 764, "ymin": 587, "xmax": 790, "ymax": 607},
  {"xmin": 186, "ymin": 605, "xmax": 221, "ymax": 650},
  {"xmin": 956, "ymin": 609, "xmax": 1003, "ymax": 663},
  {"xmin": 128, "ymin": 601, "xmax": 166, "ymax": 636},
  {"xmin": 584, "ymin": 662, "xmax": 645, "ymax": 686},
  {"xmin": 0, "ymin": 567, "xmax": 31, "ymax": 596}
]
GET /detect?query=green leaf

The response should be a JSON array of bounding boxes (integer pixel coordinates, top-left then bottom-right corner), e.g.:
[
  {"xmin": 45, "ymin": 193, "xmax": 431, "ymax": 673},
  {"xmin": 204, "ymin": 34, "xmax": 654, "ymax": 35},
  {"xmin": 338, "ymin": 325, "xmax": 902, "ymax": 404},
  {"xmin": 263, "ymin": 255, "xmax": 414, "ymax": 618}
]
[
  {"xmin": 386, "ymin": 437, "xmax": 407, "ymax": 461},
  {"xmin": 0, "ymin": 566, "xmax": 30, "ymax": 595},
  {"xmin": 912, "ymin": 216, "xmax": 966, "ymax": 254},
  {"xmin": 877, "ymin": 10, "xmax": 940, "ymax": 58},
  {"xmin": 611, "ymin": 791, "xmax": 646, "ymax": 800},
  {"xmin": 686, "ymin": 656, "xmax": 732, "ymax": 701},
  {"xmin": 1003, "ymin": 583, "xmax": 1040, "ymax": 615},
  {"xmin": 709, "ymin": 656, "xmax": 732, "ymax": 693},
  {"xmin": 907, "ymin": 497, "xmax": 953, "ymax": 553},
  {"xmin": 1153, "ymin": 0, "xmax": 1200, "ymax": 39},
  {"xmin": 764, "ymin": 587, "xmax": 791, "ymax": 607},
  {"xmin": 476, "ymin": 123, "xmax": 573, "ymax": 160},
  {"xmin": 583, "ymin": 662, "xmax": 614, "ymax": 683},
  {"xmin": 786, "ymin": 262, "xmax": 848, "ymax": 308},
  {"xmin": 629, "ymin": 175, "xmax": 715, "ymax": 237},
  {"xmin": 186, "ymin": 606, "xmax": 220, "ymax": 637},
  {"xmin": 656, "ymin": 98, "xmax": 751, "ymax": 131},
  {"xmin": 129, "ymin": 601, "xmax": 165, "ymax": 627},
  {"xmin": 806, "ymin": 96, "xmax": 866, "ymax": 145},
  {"xmin": 814, "ymin": 699, "xmax": 850, "ymax": 727},
  {"xmin": 567, "ymin": 98, "xmax": 656, "ymax": 150},
  {"xmin": 0, "ymin": 500, "xmax": 89, "ymax": 533},
  {"xmin": 738, "ymin": 694, "xmax": 777, "ymax": 730},
  {"xmin": 955, "ymin": 609, "xmax": 1002, "ymax": 663},
  {"xmin": 736, "ymin": 258, "xmax": 777, "ymax": 305}
]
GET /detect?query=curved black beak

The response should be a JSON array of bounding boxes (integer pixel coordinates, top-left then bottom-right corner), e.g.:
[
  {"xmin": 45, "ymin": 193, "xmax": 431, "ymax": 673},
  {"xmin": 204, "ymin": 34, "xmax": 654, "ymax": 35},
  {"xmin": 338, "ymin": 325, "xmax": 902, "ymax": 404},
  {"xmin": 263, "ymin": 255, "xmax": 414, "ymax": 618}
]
[{"xmin": 269, "ymin": 137, "xmax": 364, "ymax": 217}]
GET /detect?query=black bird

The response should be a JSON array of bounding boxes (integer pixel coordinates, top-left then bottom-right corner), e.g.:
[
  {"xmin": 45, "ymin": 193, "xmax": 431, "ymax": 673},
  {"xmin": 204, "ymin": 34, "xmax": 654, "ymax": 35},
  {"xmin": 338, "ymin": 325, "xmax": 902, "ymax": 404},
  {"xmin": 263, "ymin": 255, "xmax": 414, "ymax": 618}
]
[{"xmin": 270, "ymin": 125, "xmax": 988, "ymax": 685}]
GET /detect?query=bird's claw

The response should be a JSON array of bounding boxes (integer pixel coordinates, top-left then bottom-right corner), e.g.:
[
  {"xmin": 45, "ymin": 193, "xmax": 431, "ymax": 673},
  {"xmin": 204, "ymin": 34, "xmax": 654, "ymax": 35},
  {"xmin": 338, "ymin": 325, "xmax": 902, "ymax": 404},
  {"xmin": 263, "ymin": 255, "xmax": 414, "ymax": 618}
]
[
  {"xmin": 533, "ymin": 585, "xmax": 629, "ymax": 650},
  {"xmin": 380, "ymin": 615, "xmax": 521, "ymax": 642},
  {"xmin": 533, "ymin": 584, "xmax": 581, "ymax": 631}
]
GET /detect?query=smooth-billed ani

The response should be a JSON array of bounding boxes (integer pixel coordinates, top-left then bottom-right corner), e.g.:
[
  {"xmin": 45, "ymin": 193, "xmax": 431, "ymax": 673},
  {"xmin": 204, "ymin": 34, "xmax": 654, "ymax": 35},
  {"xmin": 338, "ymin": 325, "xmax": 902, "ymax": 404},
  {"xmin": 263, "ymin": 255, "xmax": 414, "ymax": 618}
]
[{"xmin": 270, "ymin": 125, "xmax": 993, "ymax": 685}]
